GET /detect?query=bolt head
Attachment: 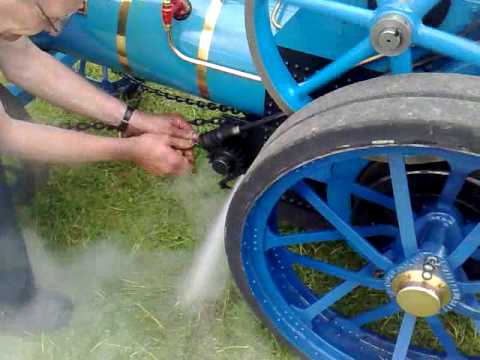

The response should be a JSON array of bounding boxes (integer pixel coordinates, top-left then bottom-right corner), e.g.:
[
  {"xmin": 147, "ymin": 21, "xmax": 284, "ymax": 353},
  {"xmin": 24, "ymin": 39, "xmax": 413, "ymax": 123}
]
[
  {"xmin": 377, "ymin": 28, "xmax": 402, "ymax": 51},
  {"xmin": 422, "ymin": 271, "xmax": 433, "ymax": 281},
  {"xmin": 423, "ymin": 264, "xmax": 435, "ymax": 273},
  {"xmin": 370, "ymin": 14, "xmax": 412, "ymax": 56}
]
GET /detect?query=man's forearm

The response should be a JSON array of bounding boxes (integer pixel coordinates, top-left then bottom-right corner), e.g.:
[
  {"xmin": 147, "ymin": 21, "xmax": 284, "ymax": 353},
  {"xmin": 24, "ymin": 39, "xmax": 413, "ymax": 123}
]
[
  {"xmin": 0, "ymin": 37, "xmax": 126, "ymax": 126},
  {"xmin": 0, "ymin": 117, "xmax": 132, "ymax": 164}
]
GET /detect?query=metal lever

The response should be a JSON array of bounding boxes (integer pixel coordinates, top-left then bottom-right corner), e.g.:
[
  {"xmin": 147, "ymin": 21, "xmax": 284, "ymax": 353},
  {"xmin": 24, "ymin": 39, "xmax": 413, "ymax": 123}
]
[{"xmin": 271, "ymin": 0, "xmax": 283, "ymax": 29}]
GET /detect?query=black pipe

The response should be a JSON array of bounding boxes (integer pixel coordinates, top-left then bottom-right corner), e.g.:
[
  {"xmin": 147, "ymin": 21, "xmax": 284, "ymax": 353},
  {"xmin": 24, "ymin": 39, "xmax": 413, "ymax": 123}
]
[{"xmin": 198, "ymin": 113, "xmax": 286, "ymax": 150}]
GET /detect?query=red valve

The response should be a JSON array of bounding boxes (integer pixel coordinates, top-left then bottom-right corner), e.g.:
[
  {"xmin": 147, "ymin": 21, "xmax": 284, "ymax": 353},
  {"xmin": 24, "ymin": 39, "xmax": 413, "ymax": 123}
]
[
  {"xmin": 162, "ymin": 0, "xmax": 174, "ymax": 29},
  {"xmin": 172, "ymin": 0, "xmax": 192, "ymax": 20},
  {"xmin": 162, "ymin": 0, "xmax": 192, "ymax": 29}
]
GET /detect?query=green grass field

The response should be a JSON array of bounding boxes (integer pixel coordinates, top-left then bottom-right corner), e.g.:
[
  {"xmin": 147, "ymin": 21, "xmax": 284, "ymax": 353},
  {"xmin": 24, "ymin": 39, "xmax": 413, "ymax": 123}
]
[
  {"xmin": 4, "ymin": 68, "xmax": 480, "ymax": 359},
  {"xmin": 3, "ymin": 74, "xmax": 294, "ymax": 360}
]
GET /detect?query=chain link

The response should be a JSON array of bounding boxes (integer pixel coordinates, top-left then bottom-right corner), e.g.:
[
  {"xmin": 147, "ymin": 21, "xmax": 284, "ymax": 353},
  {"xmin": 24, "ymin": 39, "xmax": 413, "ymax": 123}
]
[
  {"xmin": 123, "ymin": 74, "xmax": 243, "ymax": 115},
  {"xmin": 61, "ymin": 74, "xmax": 244, "ymax": 132},
  {"xmin": 58, "ymin": 74, "xmax": 312, "ymax": 209}
]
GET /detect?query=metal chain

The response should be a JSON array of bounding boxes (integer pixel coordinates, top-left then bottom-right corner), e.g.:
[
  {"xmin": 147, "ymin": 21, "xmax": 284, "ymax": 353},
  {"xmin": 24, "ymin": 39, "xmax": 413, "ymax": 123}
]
[
  {"xmin": 58, "ymin": 121, "xmax": 117, "ymax": 132},
  {"xmin": 59, "ymin": 74, "xmax": 313, "ymax": 209},
  {"xmin": 122, "ymin": 74, "xmax": 243, "ymax": 115},
  {"xmin": 60, "ymin": 74, "xmax": 244, "ymax": 132}
]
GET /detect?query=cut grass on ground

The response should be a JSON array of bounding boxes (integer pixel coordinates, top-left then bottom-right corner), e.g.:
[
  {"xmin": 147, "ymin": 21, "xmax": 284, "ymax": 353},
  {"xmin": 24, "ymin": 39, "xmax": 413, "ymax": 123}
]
[
  {"xmin": 3, "ymin": 66, "xmax": 295, "ymax": 360},
  {"xmin": 3, "ymin": 64, "xmax": 479, "ymax": 358}
]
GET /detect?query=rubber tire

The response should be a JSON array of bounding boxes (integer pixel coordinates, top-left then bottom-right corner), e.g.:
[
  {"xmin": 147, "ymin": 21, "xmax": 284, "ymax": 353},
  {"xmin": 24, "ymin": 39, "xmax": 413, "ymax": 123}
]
[
  {"xmin": 225, "ymin": 73, "xmax": 480, "ymax": 359},
  {"xmin": 0, "ymin": 86, "xmax": 48, "ymax": 205}
]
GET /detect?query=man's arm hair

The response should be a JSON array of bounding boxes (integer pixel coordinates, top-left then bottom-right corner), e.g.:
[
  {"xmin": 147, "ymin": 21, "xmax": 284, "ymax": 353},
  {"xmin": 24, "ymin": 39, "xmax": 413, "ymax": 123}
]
[
  {"xmin": 0, "ymin": 36, "xmax": 126, "ymax": 126},
  {"xmin": 0, "ymin": 104, "xmax": 133, "ymax": 163}
]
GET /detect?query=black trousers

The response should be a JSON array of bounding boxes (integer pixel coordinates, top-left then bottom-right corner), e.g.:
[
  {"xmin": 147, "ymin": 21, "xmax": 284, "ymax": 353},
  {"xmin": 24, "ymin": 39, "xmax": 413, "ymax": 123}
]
[
  {"xmin": 0, "ymin": 85, "xmax": 36, "ymax": 305},
  {"xmin": 0, "ymin": 163, "xmax": 35, "ymax": 305}
]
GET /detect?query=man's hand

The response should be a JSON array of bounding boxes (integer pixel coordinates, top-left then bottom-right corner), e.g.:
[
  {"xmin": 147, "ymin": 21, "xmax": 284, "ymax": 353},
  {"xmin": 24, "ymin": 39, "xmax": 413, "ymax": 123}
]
[
  {"xmin": 126, "ymin": 111, "xmax": 197, "ymax": 141},
  {"xmin": 126, "ymin": 111, "xmax": 196, "ymax": 168},
  {"xmin": 127, "ymin": 133, "xmax": 194, "ymax": 176}
]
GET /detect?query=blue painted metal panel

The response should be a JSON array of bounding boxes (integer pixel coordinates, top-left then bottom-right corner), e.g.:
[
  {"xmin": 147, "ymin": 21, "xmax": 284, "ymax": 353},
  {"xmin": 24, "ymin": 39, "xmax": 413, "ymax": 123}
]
[
  {"xmin": 27, "ymin": 0, "xmax": 480, "ymax": 113},
  {"xmin": 127, "ymin": 0, "xmax": 203, "ymax": 96},
  {"xmin": 34, "ymin": 1, "xmax": 123, "ymax": 72},
  {"xmin": 34, "ymin": 0, "xmax": 267, "ymax": 115},
  {"xmin": 207, "ymin": 1, "xmax": 265, "ymax": 114},
  {"xmin": 275, "ymin": 1, "xmax": 370, "ymax": 61}
]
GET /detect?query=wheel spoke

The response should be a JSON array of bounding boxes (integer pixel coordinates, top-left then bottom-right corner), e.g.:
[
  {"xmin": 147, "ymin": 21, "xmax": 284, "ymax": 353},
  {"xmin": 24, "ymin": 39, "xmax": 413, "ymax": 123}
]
[
  {"xmin": 459, "ymin": 281, "xmax": 480, "ymax": 294},
  {"xmin": 295, "ymin": 281, "xmax": 358, "ymax": 322},
  {"xmin": 265, "ymin": 225, "xmax": 398, "ymax": 250},
  {"xmin": 454, "ymin": 302, "xmax": 480, "ymax": 320},
  {"xmin": 297, "ymin": 38, "xmax": 375, "ymax": 97},
  {"xmin": 294, "ymin": 264, "xmax": 374, "ymax": 322},
  {"xmin": 352, "ymin": 301, "xmax": 400, "ymax": 327},
  {"xmin": 438, "ymin": 166, "xmax": 469, "ymax": 206},
  {"xmin": 284, "ymin": 0, "xmax": 373, "ymax": 27},
  {"xmin": 388, "ymin": 154, "xmax": 418, "ymax": 258},
  {"xmin": 448, "ymin": 223, "xmax": 480, "ymax": 269},
  {"xmin": 390, "ymin": 50, "xmax": 413, "ymax": 74},
  {"xmin": 408, "ymin": 0, "xmax": 442, "ymax": 18},
  {"xmin": 392, "ymin": 313, "xmax": 416, "ymax": 360},
  {"xmin": 293, "ymin": 181, "xmax": 394, "ymax": 270},
  {"xmin": 426, "ymin": 316, "xmax": 464, "ymax": 358},
  {"xmin": 416, "ymin": 25, "xmax": 480, "ymax": 68},
  {"xmin": 286, "ymin": 251, "xmax": 384, "ymax": 289},
  {"xmin": 465, "ymin": 296, "xmax": 480, "ymax": 333},
  {"xmin": 350, "ymin": 183, "xmax": 396, "ymax": 211}
]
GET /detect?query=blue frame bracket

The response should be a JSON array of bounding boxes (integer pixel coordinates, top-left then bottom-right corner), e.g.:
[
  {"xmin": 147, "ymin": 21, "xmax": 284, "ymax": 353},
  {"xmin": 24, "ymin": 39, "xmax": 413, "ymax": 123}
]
[{"xmin": 249, "ymin": 0, "xmax": 476, "ymax": 113}]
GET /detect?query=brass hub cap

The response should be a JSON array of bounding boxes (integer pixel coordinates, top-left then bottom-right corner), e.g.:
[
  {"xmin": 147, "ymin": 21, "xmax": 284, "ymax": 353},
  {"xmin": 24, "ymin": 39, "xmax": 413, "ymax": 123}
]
[{"xmin": 392, "ymin": 270, "xmax": 451, "ymax": 318}]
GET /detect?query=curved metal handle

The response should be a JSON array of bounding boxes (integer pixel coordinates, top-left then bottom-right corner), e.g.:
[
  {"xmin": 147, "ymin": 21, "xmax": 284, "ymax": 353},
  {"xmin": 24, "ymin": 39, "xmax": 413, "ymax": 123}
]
[{"xmin": 271, "ymin": 0, "xmax": 283, "ymax": 29}]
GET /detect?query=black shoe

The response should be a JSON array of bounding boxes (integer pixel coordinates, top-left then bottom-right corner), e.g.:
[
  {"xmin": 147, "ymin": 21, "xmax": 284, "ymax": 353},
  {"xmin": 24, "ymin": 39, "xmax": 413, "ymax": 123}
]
[{"xmin": 0, "ymin": 288, "xmax": 73, "ymax": 334}]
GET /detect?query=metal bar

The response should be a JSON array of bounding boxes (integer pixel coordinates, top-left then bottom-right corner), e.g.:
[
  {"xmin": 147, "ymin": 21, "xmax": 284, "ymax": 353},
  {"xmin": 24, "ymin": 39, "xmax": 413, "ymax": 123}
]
[
  {"xmin": 271, "ymin": 0, "xmax": 283, "ymax": 29},
  {"xmin": 416, "ymin": 25, "xmax": 480, "ymax": 68},
  {"xmin": 285, "ymin": 0, "xmax": 374, "ymax": 28},
  {"xmin": 352, "ymin": 302, "xmax": 400, "ymax": 326},
  {"xmin": 459, "ymin": 281, "xmax": 480, "ymax": 294},
  {"xmin": 286, "ymin": 252, "xmax": 384, "ymax": 289},
  {"xmin": 293, "ymin": 181, "xmax": 394, "ymax": 270},
  {"xmin": 448, "ymin": 223, "xmax": 480, "ymax": 269},
  {"xmin": 297, "ymin": 38, "xmax": 375, "ymax": 96},
  {"xmin": 454, "ymin": 302, "xmax": 480, "ymax": 320},
  {"xmin": 426, "ymin": 316, "xmax": 463, "ymax": 358},
  {"xmin": 438, "ymin": 167, "xmax": 469, "ymax": 206},
  {"xmin": 407, "ymin": 0, "xmax": 441, "ymax": 18},
  {"xmin": 388, "ymin": 154, "xmax": 418, "ymax": 258},
  {"xmin": 265, "ymin": 225, "xmax": 398, "ymax": 250},
  {"xmin": 300, "ymin": 281, "xmax": 358, "ymax": 322},
  {"xmin": 350, "ymin": 183, "xmax": 396, "ymax": 210},
  {"xmin": 390, "ymin": 49, "xmax": 412, "ymax": 74},
  {"xmin": 166, "ymin": 30, "xmax": 262, "ymax": 82},
  {"xmin": 392, "ymin": 314, "xmax": 416, "ymax": 360}
]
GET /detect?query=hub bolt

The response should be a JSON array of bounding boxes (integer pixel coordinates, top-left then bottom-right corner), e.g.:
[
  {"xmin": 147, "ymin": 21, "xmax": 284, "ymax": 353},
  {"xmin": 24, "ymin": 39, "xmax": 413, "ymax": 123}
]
[
  {"xmin": 377, "ymin": 28, "xmax": 402, "ymax": 52},
  {"xmin": 392, "ymin": 270, "xmax": 451, "ymax": 317},
  {"xmin": 370, "ymin": 14, "xmax": 412, "ymax": 56}
]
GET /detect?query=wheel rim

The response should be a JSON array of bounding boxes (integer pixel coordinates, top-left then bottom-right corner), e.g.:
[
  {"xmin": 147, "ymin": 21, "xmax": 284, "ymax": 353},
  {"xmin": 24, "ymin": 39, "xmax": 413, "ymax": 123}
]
[
  {"xmin": 241, "ymin": 145, "xmax": 480, "ymax": 359},
  {"xmin": 246, "ymin": 0, "xmax": 480, "ymax": 113}
]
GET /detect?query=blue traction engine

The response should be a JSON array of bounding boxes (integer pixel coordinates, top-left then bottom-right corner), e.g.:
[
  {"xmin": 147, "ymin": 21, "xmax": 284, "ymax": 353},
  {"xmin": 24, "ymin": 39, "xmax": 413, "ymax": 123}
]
[{"xmin": 18, "ymin": 0, "xmax": 480, "ymax": 358}]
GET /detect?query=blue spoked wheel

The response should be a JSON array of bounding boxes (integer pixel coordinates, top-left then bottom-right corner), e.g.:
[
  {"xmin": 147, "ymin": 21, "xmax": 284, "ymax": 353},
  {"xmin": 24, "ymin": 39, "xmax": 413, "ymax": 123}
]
[
  {"xmin": 226, "ymin": 75, "xmax": 480, "ymax": 359},
  {"xmin": 246, "ymin": 0, "xmax": 480, "ymax": 113}
]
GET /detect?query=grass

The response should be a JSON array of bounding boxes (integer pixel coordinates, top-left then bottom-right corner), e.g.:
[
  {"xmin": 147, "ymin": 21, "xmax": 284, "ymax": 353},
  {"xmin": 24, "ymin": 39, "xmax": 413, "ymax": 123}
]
[
  {"xmin": 3, "ymin": 64, "xmax": 480, "ymax": 358},
  {"xmin": 2, "ymin": 65, "xmax": 295, "ymax": 360}
]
